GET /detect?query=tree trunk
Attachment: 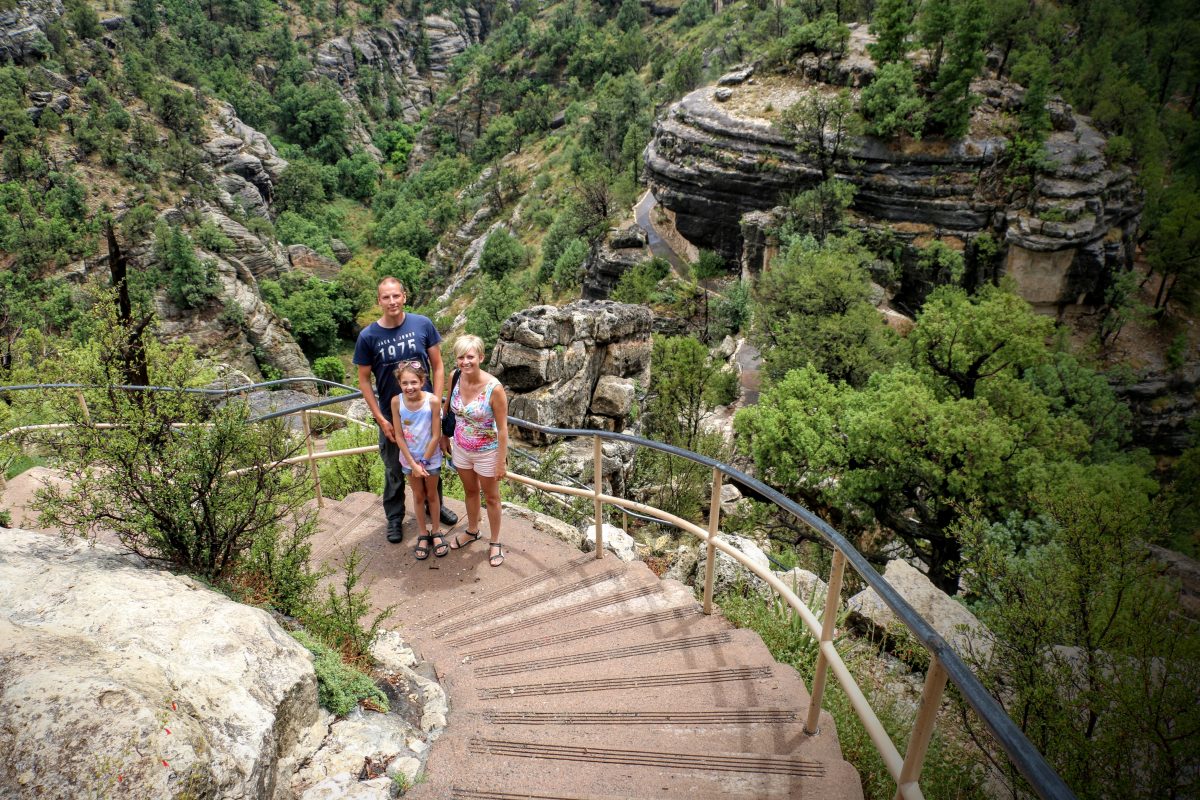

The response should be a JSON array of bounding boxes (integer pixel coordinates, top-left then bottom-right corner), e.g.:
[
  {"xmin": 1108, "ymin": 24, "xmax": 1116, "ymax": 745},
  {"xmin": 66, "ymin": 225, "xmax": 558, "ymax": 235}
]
[{"xmin": 106, "ymin": 222, "xmax": 150, "ymax": 389}]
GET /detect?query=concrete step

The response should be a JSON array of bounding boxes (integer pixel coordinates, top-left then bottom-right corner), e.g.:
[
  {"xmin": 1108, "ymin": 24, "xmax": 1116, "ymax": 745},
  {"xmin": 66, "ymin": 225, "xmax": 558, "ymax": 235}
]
[{"xmin": 311, "ymin": 491, "xmax": 864, "ymax": 800}]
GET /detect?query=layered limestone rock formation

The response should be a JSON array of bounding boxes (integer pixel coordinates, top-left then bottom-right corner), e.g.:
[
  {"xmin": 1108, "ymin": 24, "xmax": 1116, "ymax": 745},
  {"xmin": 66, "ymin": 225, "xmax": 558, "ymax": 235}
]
[
  {"xmin": 205, "ymin": 102, "xmax": 291, "ymax": 219},
  {"xmin": 313, "ymin": 13, "xmax": 481, "ymax": 154},
  {"xmin": 644, "ymin": 33, "xmax": 1141, "ymax": 311},
  {"xmin": 490, "ymin": 301, "xmax": 652, "ymax": 440},
  {"xmin": 582, "ymin": 223, "xmax": 651, "ymax": 300},
  {"xmin": 0, "ymin": 529, "xmax": 322, "ymax": 799},
  {"xmin": 0, "ymin": 0, "xmax": 64, "ymax": 62}
]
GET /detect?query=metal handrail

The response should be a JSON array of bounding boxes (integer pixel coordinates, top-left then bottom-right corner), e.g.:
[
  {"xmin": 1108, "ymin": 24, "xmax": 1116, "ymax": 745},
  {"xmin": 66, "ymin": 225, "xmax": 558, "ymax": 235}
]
[{"xmin": 0, "ymin": 382, "xmax": 1075, "ymax": 800}]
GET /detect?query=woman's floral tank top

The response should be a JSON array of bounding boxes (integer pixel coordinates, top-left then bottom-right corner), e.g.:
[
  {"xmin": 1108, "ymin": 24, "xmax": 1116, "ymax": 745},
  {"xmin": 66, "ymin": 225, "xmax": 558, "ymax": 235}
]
[{"xmin": 450, "ymin": 378, "xmax": 499, "ymax": 452}]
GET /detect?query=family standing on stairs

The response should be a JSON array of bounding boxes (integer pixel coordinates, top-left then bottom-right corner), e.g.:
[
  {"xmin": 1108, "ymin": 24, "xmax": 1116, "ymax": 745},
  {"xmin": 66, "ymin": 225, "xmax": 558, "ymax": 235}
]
[{"xmin": 355, "ymin": 277, "xmax": 510, "ymax": 568}]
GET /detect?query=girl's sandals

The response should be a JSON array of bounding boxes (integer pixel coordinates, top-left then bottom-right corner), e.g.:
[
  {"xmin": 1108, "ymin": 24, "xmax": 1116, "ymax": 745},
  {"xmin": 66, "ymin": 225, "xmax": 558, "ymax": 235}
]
[
  {"xmin": 449, "ymin": 530, "xmax": 481, "ymax": 550},
  {"xmin": 414, "ymin": 534, "xmax": 432, "ymax": 560},
  {"xmin": 431, "ymin": 532, "xmax": 449, "ymax": 558},
  {"xmin": 489, "ymin": 542, "xmax": 505, "ymax": 567}
]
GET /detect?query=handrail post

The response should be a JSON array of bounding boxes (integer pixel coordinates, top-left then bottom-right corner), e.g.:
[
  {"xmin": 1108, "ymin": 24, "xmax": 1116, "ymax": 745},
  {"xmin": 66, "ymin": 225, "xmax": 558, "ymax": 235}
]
[
  {"xmin": 302, "ymin": 410, "xmax": 323, "ymax": 509},
  {"xmin": 894, "ymin": 655, "xmax": 949, "ymax": 800},
  {"xmin": 592, "ymin": 434, "xmax": 603, "ymax": 560},
  {"xmin": 75, "ymin": 391, "xmax": 92, "ymax": 424},
  {"xmin": 805, "ymin": 549, "xmax": 847, "ymax": 734},
  {"xmin": 701, "ymin": 467, "xmax": 722, "ymax": 614}
]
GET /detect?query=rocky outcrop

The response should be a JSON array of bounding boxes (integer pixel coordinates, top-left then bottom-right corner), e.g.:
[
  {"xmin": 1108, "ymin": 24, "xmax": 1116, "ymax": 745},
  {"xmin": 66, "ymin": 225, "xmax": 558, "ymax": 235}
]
[
  {"xmin": 645, "ymin": 39, "xmax": 1141, "ymax": 311},
  {"xmin": 0, "ymin": 529, "xmax": 322, "ymax": 799},
  {"xmin": 847, "ymin": 559, "xmax": 992, "ymax": 661},
  {"xmin": 313, "ymin": 13, "xmax": 481, "ymax": 156},
  {"xmin": 202, "ymin": 205, "xmax": 290, "ymax": 279},
  {"xmin": 583, "ymin": 223, "xmax": 651, "ymax": 300},
  {"xmin": 292, "ymin": 631, "xmax": 448, "ymax": 799},
  {"xmin": 1149, "ymin": 545, "xmax": 1200, "ymax": 620},
  {"xmin": 0, "ymin": 0, "xmax": 64, "ymax": 62},
  {"xmin": 490, "ymin": 301, "xmax": 653, "ymax": 440},
  {"xmin": 288, "ymin": 244, "xmax": 341, "ymax": 279},
  {"xmin": 1114, "ymin": 363, "xmax": 1200, "ymax": 454},
  {"xmin": 154, "ymin": 210, "xmax": 312, "ymax": 382},
  {"xmin": 205, "ymin": 103, "xmax": 290, "ymax": 218}
]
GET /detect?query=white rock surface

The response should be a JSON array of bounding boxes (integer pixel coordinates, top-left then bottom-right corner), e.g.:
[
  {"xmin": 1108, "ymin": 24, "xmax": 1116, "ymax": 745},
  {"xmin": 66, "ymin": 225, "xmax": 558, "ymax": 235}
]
[
  {"xmin": 847, "ymin": 559, "xmax": 993, "ymax": 661},
  {"xmin": 583, "ymin": 522, "xmax": 638, "ymax": 562},
  {"xmin": 773, "ymin": 567, "xmax": 829, "ymax": 605},
  {"xmin": 694, "ymin": 533, "xmax": 773, "ymax": 597},
  {"xmin": 0, "ymin": 528, "xmax": 320, "ymax": 800}
]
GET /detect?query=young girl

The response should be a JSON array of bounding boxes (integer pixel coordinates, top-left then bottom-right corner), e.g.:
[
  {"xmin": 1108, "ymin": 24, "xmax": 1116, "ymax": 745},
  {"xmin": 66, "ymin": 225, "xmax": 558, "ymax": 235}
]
[{"xmin": 390, "ymin": 362, "xmax": 447, "ymax": 559}]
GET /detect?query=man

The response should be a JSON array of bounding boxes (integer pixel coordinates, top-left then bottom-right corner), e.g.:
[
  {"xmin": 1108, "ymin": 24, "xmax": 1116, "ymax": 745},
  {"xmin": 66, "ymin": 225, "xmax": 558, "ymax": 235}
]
[{"xmin": 354, "ymin": 277, "xmax": 458, "ymax": 543}]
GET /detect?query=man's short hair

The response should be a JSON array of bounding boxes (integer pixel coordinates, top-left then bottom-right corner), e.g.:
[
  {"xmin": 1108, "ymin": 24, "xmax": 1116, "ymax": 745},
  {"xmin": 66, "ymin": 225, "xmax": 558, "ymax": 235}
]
[{"xmin": 377, "ymin": 276, "xmax": 406, "ymax": 294}]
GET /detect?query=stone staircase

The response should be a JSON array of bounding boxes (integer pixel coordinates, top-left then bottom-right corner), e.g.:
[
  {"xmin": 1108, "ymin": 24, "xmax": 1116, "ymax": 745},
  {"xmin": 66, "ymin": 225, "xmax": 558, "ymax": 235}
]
[{"xmin": 311, "ymin": 491, "xmax": 864, "ymax": 800}]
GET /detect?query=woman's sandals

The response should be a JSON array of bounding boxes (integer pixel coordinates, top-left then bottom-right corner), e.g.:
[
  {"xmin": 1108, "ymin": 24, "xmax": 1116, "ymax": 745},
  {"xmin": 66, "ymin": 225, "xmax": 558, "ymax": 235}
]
[
  {"xmin": 489, "ymin": 541, "xmax": 505, "ymax": 567},
  {"xmin": 449, "ymin": 530, "xmax": 481, "ymax": 550}
]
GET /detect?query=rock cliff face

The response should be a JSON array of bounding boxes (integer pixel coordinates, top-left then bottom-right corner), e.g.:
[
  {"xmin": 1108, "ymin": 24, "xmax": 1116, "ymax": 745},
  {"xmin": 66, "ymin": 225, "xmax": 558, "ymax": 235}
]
[
  {"xmin": 204, "ymin": 102, "xmax": 290, "ymax": 219},
  {"xmin": 582, "ymin": 224, "xmax": 651, "ymax": 300},
  {"xmin": 154, "ymin": 215, "xmax": 313, "ymax": 383},
  {"xmin": 644, "ymin": 36, "xmax": 1141, "ymax": 311},
  {"xmin": 313, "ymin": 12, "xmax": 482, "ymax": 155},
  {"xmin": 0, "ymin": 529, "xmax": 322, "ymax": 800},
  {"xmin": 1114, "ymin": 363, "xmax": 1200, "ymax": 454},
  {"xmin": 490, "ymin": 301, "xmax": 652, "ymax": 441},
  {"xmin": 0, "ymin": 0, "xmax": 63, "ymax": 62}
]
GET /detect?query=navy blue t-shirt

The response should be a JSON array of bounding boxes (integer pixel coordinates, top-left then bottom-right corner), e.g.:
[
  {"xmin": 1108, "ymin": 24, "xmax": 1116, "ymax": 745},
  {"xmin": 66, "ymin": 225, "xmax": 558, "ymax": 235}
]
[{"xmin": 353, "ymin": 314, "xmax": 442, "ymax": 420}]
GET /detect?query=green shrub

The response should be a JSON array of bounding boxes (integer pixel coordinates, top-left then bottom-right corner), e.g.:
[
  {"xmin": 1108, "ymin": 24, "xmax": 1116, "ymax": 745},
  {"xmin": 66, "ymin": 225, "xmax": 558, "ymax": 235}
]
[
  {"xmin": 336, "ymin": 151, "xmax": 380, "ymax": 202},
  {"xmin": 154, "ymin": 221, "xmax": 218, "ymax": 309},
  {"xmin": 611, "ymin": 256, "xmax": 670, "ymax": 304},
  {"xmin": 480, "ymin": 230, "xmax": 525, "ymax": 279},
  {"xmin": 860, "ymin": 62, "xmax": 926, "ymax": 140},
  {"xmin": 318, "ymin": 425, "xmax": 383, "ymax": 499},
  {"xmin": 312, "ymin": 355, "xmax": 347, "ymax": 389},
  {"xmin": 304, "ymin": 547, "xmax": 394, "ymax": 665},
  {"xmin": 194, "ymin": 220, "xmax": 235, "ymax": 254},
  {"xmin": 290, "ymin": 629, "xmax": 389, "ymax": 716}
]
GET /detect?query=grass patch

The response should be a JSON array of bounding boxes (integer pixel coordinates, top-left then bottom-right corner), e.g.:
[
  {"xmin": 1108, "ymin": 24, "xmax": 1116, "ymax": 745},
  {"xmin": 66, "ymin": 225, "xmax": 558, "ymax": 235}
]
[
  {"xmin": 5, "ymin": 453, "xmax": 46, "ymax": 480},
  {"xmin": 718, "ymin": 590, "xmax": 988, "ymax": 800}
]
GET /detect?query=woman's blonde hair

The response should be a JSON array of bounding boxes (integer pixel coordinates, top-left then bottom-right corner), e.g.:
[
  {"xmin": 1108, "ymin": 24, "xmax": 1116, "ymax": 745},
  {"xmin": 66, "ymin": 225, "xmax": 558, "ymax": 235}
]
[{"xmin": 454, "ymin": 334, "xmax": 486, "ymax": 359}]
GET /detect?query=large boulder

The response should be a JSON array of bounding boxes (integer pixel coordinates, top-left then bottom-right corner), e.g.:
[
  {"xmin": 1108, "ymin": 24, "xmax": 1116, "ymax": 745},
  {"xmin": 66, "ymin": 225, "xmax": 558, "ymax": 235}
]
[
  {"xmin": 847, "ymin": 559, "xmax": 992, "ymax": 661},
  {"xmin": 491, "ymin": 301, "xmax": 653, "ymax": 440},
  {"xmin": 0, "ymin": 529, "xmax": 321, "ymax": 799},
  {"xmin": 693, "ymin": 533, "xmax": 774, "ymax": 598}
]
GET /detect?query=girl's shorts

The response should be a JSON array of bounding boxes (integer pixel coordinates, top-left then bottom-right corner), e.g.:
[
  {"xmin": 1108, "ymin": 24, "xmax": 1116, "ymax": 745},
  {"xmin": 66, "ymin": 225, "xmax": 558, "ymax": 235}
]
[
  {"xmin": 452, "ymin": 445, "xmax": 500, "ymax": 477},
  {"xmin": 401, "ymin": 460, "xmax": 441, "ymax": 477}
]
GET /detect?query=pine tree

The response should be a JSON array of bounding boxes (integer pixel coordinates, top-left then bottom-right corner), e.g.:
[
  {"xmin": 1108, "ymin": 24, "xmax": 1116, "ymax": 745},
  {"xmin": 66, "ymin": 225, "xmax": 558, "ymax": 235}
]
[
  {"xmin": 868, "ymin": 0, "xmax": 917, "ymax": 65},
  {"xmin": 927, "ymin": 0, "xmax": 988, "ymax": 137}
]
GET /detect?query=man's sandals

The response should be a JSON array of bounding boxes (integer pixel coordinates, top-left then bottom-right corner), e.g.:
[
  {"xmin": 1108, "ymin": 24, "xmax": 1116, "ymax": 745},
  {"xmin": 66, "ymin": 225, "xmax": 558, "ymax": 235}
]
[{"xmin": 414, "ymin": 532, "xmax": 449, "ymax": 560}]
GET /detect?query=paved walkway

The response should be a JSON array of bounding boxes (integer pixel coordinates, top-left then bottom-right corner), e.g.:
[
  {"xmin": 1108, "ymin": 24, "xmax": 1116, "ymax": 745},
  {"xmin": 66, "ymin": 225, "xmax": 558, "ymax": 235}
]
[{"xmin": 311, "ymin": 491, "xmax": 864, "ymax": 800}]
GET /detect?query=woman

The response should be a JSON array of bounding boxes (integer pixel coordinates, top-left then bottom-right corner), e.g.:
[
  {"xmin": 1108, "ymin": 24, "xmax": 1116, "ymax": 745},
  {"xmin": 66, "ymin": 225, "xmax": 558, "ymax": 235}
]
[{"xmin": 446, "ymin": 335, "xmax": 509, "ymax": 567}]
